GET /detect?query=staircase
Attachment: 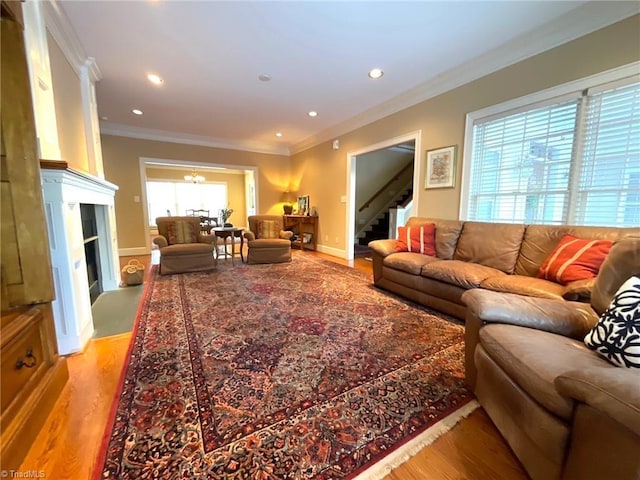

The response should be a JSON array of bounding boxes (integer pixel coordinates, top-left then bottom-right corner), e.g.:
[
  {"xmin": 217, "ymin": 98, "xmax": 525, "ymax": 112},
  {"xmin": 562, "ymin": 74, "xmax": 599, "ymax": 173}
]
[{"xmin": 358, "ymin": 188, "xmax": 412, "ymax": 246}]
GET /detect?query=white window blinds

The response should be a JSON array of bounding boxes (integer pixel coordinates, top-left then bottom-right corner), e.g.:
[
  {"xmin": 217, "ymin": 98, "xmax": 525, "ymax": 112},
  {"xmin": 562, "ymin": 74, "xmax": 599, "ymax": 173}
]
[
  {"xmin": 465, "ymin": 74, "xmax": 640, "ymax": 227},
  {"xmin": 574, "ymin": 80, "xmax": 640, "ymax": 226}
]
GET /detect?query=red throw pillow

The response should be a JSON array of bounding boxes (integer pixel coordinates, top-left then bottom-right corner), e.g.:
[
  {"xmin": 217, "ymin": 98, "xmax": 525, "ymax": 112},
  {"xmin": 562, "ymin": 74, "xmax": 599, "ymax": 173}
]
[
  {"xmin": 396, "ymin": 224, "xmax": 436, "ymax": 256},
  {"xmin": 538, "ymin": 234, "xmax": 613, "ymax": 285}
]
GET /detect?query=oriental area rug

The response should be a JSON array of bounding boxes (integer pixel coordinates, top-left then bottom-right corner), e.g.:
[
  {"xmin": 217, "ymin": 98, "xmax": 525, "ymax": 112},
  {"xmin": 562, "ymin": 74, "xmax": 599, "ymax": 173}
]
[{"xmin": 95, "ymin": 253, "xmax": 476, "ymax": 479}]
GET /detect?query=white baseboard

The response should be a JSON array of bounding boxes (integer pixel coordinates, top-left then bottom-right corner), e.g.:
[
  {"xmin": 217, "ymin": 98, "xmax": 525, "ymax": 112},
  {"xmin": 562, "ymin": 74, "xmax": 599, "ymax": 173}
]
[
  {"xmin": 316, "ymin": 244, "xmax": 347, "ymax": 259},
  {"xmin": 119, "ymin": 247, "xmax": 151, "ymax": 256}
]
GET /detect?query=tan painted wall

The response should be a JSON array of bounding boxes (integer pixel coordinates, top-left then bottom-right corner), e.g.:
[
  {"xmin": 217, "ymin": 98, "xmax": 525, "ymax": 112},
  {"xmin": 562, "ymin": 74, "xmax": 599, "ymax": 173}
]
[
  {"xmin": 101, "ymin": 135, "xmax": 289, "ymax": 249},
  {"xmin": 291, "ymin": 15, "xmax": 640, "ymax": 254},
  {"xmin": 145, "ymin": 166, "xmax": 246, "ymax": 223},
  {"xmin": 48, "ymin": 32, "xmax": 89, "ymax": 172}
]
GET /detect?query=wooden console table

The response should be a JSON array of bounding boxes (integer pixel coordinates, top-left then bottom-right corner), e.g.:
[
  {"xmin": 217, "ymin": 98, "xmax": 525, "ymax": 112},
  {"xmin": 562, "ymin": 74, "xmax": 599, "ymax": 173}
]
[{"xmin": 283, "ymin": 215, "xmax": 318, "ymax": 251}]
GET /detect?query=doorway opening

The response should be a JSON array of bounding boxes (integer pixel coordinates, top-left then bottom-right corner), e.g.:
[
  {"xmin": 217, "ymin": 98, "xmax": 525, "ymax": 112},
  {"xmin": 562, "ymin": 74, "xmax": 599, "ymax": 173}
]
[
  {"xmin": 138, "ymin": 157, "xmax": 258, "ymax": 254},
  {"xmin": 346, "ymin": 131, "xmax": 422, "ymax": 260}
]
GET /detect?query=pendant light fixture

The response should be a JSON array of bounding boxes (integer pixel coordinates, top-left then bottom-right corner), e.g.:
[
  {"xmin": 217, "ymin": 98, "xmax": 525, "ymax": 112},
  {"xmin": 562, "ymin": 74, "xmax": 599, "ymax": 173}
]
[{"xmin": 184, "ymin": 168, "xmax": 205, "ymax": 183}]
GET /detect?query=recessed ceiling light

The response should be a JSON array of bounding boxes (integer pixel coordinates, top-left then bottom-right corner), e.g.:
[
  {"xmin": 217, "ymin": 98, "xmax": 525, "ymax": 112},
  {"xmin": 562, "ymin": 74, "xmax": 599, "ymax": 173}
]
[
  {"xmin": 368, "ymin": 68, "xmax": 384, "ymax": 79},
  {"xmin": 147, "ymin": 73, "xmax": 163, "ymax": 85},
  {"xmin": 258, "ymin": 73, "xmax": 272, "ymax": 82},
  {"xmin": 308, "ymin": 111, "xmax": 318, "ymax": 118},
  {"xmin": 275, "ymin": 132, "xmax": 283, "ymax": 137},
  {"xmin": 132, "ymin": 109, "xmax": 143, "ymax": 115}
]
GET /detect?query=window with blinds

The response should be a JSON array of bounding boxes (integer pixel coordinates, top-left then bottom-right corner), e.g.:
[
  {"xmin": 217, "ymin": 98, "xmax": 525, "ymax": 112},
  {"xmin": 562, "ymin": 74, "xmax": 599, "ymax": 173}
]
[{"xmin": 463, "ymin": 73, "xmax": 640, "ymax": 227}]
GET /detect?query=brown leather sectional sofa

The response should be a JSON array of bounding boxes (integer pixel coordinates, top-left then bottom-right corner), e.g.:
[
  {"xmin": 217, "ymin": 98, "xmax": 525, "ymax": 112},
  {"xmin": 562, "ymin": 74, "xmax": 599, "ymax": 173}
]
[
  {"xmin": 369, "ymin": 217, "xmax": 639, "ymax": 320},
  {"xmin": 369, "ymin": 218, "xmax": 640, "ymax": 480}
]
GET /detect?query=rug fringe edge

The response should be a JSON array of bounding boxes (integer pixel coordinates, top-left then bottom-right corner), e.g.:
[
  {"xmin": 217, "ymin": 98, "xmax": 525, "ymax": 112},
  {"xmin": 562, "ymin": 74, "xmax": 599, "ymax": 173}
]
[{"xmin": 352, "ymin": 399, "xmax": 480, "ymax": 480}]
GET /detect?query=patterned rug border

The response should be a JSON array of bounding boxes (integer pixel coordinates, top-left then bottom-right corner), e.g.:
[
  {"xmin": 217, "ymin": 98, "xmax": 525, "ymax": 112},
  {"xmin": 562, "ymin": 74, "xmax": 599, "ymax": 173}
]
[
  {"xmin": 351, "ymin": 400, "xmax": 479, "ymax": 479},
  {"xmin": 93, "ymin": 264, "xmax": 157, "ymax": 480},
  {"xmin": 93, "ymin": 255, "xmax": 472, "ymax": 479}
]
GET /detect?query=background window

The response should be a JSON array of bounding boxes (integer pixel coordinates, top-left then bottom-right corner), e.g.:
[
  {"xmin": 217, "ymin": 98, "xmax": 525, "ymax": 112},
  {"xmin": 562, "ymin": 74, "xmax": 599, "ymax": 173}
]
[{"xmin": 147, "ymin": 181, "xmax": 228, "ymax": 226}]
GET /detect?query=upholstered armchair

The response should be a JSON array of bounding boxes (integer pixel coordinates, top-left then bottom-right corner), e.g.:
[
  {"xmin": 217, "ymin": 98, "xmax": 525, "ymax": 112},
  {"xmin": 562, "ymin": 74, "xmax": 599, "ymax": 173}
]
[
  {"xmin": 153, "ymin": 216, "xmax": 216, "ymax": 274},
  {"xmin": 244, "ymin": 215, "xmax": 293, "ymax": 264}
]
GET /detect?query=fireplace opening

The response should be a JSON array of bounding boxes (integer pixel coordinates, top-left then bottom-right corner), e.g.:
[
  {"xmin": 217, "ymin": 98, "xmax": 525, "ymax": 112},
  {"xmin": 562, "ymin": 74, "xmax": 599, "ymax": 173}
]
[{"xmin": 80, "ymin": 203, "xmax": 102, "ymax": 304}]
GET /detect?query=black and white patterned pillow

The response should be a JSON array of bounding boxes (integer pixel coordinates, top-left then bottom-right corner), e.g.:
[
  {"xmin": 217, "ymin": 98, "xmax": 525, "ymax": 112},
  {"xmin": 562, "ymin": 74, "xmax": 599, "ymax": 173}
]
[{"xmin": 584, "ymin": 276, "xmax": 640, "ymax": 368}]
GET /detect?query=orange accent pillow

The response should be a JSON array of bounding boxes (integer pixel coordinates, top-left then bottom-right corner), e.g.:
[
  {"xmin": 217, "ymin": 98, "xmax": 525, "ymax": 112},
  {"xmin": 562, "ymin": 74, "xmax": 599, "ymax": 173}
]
[
  {"xmin": 257, "ymin": 220, "xmax": 278, "ymax": 239},
  {"xmin": 538, "ymin": 234, "xmax": 613, "ymax": 285},
  {"xmin": 396, "ymin": 224, "xmax": 436, "ymax": 256}
]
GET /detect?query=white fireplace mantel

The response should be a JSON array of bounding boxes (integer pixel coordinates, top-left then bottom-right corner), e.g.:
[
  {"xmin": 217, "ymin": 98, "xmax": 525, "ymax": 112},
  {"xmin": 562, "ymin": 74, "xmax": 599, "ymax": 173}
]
[{"xmin": 41, "ymin": 167, "xmax": 120, "ymax": 355}]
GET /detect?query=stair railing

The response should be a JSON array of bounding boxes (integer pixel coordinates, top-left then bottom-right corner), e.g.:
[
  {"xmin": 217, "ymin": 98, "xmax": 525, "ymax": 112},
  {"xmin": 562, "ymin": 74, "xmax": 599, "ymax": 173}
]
[
  {"xmin": 358, "ymin": 162, "xmax": 414, "ymax": 212},
  {"xmin": 355, "ymin": 180, "xmax": 413, "ymax": 242}
]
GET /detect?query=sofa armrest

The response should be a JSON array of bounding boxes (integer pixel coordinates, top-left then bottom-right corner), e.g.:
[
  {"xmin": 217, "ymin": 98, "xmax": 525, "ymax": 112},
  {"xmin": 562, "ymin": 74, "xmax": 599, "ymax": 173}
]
[
  {"xmin": 461, "ymin": 289, "xmax": 597, "ymax": 339},
  {"xmin": 368, "ymin": 239, "xmax": 397, "ymax": 257},
  {"xmin": 279, "ymin": 230, "xmax": 293, "ymax": 240},
  {"xmin": 555, "ymin": 367, "xmax": 640, "ymax": 436},
  {"xmin": 462, "ymin": 288, "xmax": 598, "ymax": 392},
  {"xmin": 153, "ymin": 235, "xmax": 168, "ymax": 248},
  {"xmin": 198, "ymin": 233, "xmax": 216, "ymax": 245},
  {"xmin": 563, "ymin": 278, "xmax": 596, "ymax": 301},
  {"xmin": 244, "ymin": 231, "xmax": 256, "ymax": 241}
]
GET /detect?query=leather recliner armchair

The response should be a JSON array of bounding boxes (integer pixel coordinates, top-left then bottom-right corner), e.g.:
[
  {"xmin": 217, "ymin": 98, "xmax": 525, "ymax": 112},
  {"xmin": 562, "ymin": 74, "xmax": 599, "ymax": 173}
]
[{"xmin": 462, "ymin": 237, "xmax": 640, "ymax": 480}]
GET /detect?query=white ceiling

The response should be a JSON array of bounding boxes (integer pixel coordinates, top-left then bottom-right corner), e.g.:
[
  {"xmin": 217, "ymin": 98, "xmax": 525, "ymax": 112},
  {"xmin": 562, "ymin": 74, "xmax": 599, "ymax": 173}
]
[{"xmin": 57, "ymin": 1, "xmax": 638, "ymax": 155}]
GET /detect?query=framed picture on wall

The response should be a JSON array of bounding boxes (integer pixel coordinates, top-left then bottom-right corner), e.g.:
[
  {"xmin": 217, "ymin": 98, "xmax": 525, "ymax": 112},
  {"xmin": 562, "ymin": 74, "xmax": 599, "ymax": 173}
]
[
  {"xmin": 297, "ymin": 195, "xmax": 310, "ymax": 215},
  {"xmin": 424, "ymin": 145, "xmax": 457, "ymax": 189}
]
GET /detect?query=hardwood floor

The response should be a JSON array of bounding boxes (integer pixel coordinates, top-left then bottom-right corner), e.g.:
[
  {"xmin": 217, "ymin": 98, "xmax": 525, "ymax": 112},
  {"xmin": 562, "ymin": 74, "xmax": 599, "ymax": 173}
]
[{"xmin": 19, "ymin": 250, "xmax": 528, "ymax": 479}]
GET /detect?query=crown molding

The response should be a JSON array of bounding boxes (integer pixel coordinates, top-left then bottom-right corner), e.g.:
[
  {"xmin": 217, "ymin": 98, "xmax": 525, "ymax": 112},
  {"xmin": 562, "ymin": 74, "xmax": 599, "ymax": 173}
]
[
  {"xmin": 290, "ymin": 1, "xmax": 640, "ymax": 155},
  {"xmin": 42, "ymin": 0, "xmax": 91, "ymax": 77},
  {"xmin": 100, "ymin": 122, "xmax": 290, "ymax": 157},
  {"xmin": 83, "ymin": 57, "xmax": 102, "ymax": 83}
]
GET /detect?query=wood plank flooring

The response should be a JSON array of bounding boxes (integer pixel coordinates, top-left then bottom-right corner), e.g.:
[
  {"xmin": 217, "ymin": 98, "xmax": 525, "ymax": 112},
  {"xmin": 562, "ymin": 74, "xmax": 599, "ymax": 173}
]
[{"xmin": 19, "ymin": 250, "xmax": 528, "ymax": 479}]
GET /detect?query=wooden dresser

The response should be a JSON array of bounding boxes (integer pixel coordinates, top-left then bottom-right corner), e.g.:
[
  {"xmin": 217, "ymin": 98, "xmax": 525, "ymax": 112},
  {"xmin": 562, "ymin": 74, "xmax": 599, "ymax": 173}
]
[{"xmin": 1, "ymin": 2, "xmax": 69, "ymax": 470}]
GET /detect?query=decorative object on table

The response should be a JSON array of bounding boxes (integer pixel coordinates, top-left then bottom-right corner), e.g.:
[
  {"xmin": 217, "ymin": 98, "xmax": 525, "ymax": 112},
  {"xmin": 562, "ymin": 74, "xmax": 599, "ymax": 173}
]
[
  {"xmin": 310, "ymin": 206, "xmax": 318, "ymax": 216},
  {"xmin": 296, "ymin": 195, "xmax": 309, "ymax": 215},
  {"xmin": 425, "ymin": 145, "xmax": 457, "ymax": 189},
  {"xmin": 281, "ymin": 190, "xmax": 294, "ymax": 215},
  {"xmin": 121, "ymin": 259, "xmax": 145, "ymax": 286},
  {"xmin": 219, "ymin": 207, "xmax": 234, "ymax": 227},
  {"xmin": 95, "ymin": 255, "xmax": 474, "ymax": 479}
]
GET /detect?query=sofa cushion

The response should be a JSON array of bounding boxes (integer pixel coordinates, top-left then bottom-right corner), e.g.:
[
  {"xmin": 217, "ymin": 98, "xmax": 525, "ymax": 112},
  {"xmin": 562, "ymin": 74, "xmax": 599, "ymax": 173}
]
[
  {"xmin": 160, "ymin": 242, "xmax": 213, "ymax": 256},
  {"xmin": 406, "ymin": 217, "xmax": 463, "ymax": 259},
  {"xmin": 514, "ymin": 225, "xmax": 636, "ymax": 277},
  {"xmin": 480, "ymin": 275, "xmax": 565, "ymax": 300},
  {"xmin": 383, "ymin": 252, "xmax": 440, "ymax": 275},
  {"xmin": 538, "ymin": 234, "xmax": 613, "ymax": 285},
  {"xmin": 396, "ymin": 224, "xmax": 436, "ymax": 255},
  {"xmin": 248, "ymin": 238, "xmax": 291, "ymax": 249},
  {"xmin": 421, "ymin": 260, "xmax": 505, "ymax": 289},
  {"xmin": 454, "ymin": 222, "xmax": 525, "ymax": 273},
  {"xmin": 591, "ymin": 237, "xmax": 640, "ymax": 316},
  {"xmin": 480, "ymin": 324, "xmax": 609, "ymax": 420},
  {"xmin": 584, "ymin": 276, "xmax": 640, "ymax": 368},
  {"xmin": 257, "ymin": 220, "xmax": 278, "ymax": 239},
  {"xmin": 167, "ymin": 220, "xmax": 198, "ymax": 245}
]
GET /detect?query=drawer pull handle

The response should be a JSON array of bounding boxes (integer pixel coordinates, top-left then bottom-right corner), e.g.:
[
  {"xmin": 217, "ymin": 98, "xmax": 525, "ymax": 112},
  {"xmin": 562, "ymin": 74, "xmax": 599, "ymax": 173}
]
[{"xmin": 16, "ymin": 349, "xmax": 37, "ymax": 369}]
